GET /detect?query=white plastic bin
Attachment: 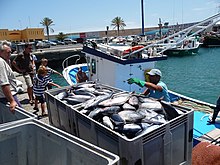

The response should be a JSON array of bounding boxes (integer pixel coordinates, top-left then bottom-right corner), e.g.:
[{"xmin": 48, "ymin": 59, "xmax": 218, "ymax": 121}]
[
  {"xmin": 0, "ymin": 118, "xmax": 119, "ymax": 165},
  {"xmin": 0, "ymin": 105, "xmax": 36, "ymax": 125}
]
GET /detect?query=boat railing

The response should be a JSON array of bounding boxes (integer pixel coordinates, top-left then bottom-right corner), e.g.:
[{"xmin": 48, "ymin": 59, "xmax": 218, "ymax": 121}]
[{"xmin": 62, "ymin": 54, "xmax": 81, "ymax": 69}]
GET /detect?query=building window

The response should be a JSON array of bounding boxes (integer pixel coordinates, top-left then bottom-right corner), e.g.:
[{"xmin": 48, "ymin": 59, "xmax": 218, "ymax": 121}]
[{"xmin": 91, "ymin": 59, "xmax": 96, "ymax": 74}]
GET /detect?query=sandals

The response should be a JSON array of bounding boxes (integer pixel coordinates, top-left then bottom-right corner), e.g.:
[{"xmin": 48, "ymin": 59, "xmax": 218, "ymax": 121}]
[
  {"xmin": 33, "ymin": 107, "xmax": 39, "ymax": 114},
  {"xmin": 41, "ymin": 113, "xmax": 48, "ymax": 117},
  {"xmin": 29, "ymin": 100, "xmax": 34, "ymax": 105}
]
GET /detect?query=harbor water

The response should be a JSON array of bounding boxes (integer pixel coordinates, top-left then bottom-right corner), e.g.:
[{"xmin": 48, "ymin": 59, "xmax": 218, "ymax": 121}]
[{"xmin": 51, "ymin": 47, "xmax": 220, "ymax": 105}]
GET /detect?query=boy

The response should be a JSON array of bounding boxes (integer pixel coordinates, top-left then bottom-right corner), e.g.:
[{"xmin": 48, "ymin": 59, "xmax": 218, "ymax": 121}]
[
  {"xmin": 33, "ymin": 66, "xmax": 61, "ymax": 116},
  {"xmin": 40, "ymin": 58, "xmax": 63, "ymax": 89}
]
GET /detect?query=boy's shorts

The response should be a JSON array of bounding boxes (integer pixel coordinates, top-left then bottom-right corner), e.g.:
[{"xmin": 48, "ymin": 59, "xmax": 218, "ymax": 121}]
[{"xmin": 35, "ymin": 95, "xmax": 45, "ymax": 103}]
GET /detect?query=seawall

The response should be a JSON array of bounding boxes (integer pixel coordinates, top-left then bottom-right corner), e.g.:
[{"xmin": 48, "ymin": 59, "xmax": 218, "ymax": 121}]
[{"xmin": 11, "ymin": 47, "xmax": 86, "ymax": 68}]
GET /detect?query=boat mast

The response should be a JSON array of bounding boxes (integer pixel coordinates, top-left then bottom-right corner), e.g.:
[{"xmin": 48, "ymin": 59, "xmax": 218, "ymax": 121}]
[{"xmin": 141, "ymin": 0, "xmax": 145, "ymax": 36}]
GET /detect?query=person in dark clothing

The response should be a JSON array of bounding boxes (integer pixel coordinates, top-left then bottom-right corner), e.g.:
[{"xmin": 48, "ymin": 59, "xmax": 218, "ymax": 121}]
[
  {"xmin": 76, "ymin": 67, "xmax": 88, "ymax": 83},
  {"xmin": 12, "ymin": 43, "xmax": 34, "ymax": 105},
  {"xmin": 207, "ymin": 96, "xmax": 220, "ymax": 124}
]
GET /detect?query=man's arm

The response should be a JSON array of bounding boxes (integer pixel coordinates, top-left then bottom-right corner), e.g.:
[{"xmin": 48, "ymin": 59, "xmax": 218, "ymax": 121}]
[
  {"xmin": 1, "ymin": 85, "xmax": 17, "ymax": 113},
  {"xmin": 144, "ymin": 82, "xmax": 163, "ymax": 92},
  {"xmin": 11, "ymin": 59, "xmax": 24, "ymax": 73}
]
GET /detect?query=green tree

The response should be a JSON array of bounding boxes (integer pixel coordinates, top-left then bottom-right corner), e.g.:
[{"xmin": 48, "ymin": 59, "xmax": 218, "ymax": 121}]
[
  {"xmin": 111, "ymin": 16, "xmax": 126, "ymax": 36},
  {"xmin": 56, "ymin": 32, "xmax": 67, "ymax": 41},
  {"xmin": 40, "ymin": 17, "xmax": 54, "ymax": 40}
]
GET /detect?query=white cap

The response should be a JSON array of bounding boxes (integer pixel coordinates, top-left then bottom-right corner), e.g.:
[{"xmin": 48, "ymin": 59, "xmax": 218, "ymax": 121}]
[{"xmin": 147, "ymin": 69, "xmax": 162, "ymax": 77}]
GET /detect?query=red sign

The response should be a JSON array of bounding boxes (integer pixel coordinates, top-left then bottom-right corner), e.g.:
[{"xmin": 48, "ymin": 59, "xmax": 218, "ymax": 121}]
[{"xmin": 80, "ymin": 33, "xmax": 86, "ymax": 38}]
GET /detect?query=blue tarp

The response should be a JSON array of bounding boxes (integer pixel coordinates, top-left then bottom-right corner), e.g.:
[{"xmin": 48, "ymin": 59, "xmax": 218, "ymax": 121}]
[{"xmin": 193, "ymin": 111, "xmax": 220, "ymax": 139}]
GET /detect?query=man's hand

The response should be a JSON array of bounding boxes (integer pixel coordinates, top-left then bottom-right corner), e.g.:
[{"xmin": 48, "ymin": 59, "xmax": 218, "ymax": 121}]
[
  {"xmin": 127, "ymin": 78, "xmax": 146, "ymax": 87},
  {"xmin": 9, "ymin": 100, "xmax": 17, "ymax": 114}
]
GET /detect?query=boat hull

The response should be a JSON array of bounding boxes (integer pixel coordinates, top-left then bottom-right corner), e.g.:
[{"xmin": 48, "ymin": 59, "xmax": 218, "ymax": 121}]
[
  {"xmin": 164, "ymin": 46, "xmax": 200, "ymax": 56},
  {"xmin": 201, "ymin": 35, "xmax": 220, "ymax": 47}
]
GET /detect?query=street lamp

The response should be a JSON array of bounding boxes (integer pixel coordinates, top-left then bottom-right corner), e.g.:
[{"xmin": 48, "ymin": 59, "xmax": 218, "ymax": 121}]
[
  {"xmin": 106, "ymin": 26, "xmax": 109, "ymax": 44},
  {"xmin": 158, "ymin": 18, "xmax": 162, "ymax": 39}
]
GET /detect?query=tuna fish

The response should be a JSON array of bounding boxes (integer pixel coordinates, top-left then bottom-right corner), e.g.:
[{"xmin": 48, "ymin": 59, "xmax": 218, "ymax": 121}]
[
  {"xmin": 122, "ymin": 103, "xmax": 136, "ymax": 111},
  {"xmin": 102, "ymin": 116, "xmax": 114, "ymax": 130},
  {"xmin": 118, "ymin": 110, "xmax": 145, "ymax": 123},
  {"xmin": 55, "ymin": 90, "xmax": 69, "ymax": 100},
  {"xmin": 99, "ymin": 95, "xmax": 130, "ymax": 107},
  {"xmin": 128, "ymin": 95, "xmax": 139, "ymax": 107},
  {"xmin": 99, "ymin": 106, "xmax": 121, "ymax": 115},
  {"xmin": 117, "ymin": 123, "xmax": 142, "ymax": 139},
  {"xmin": 84, "ymin": 93, "xmax": 113, "ymax": 110},
  {"xmin": 110, "ymin": 114, "xmax": 125, "ymax": 127}
]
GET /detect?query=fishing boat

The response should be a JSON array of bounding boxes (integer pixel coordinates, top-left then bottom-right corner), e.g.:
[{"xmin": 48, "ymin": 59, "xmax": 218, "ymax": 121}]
[
  {"xmin": 202, "ymin": 34, "xmax": 220, "ymax": 47},
  {"xmin": 162, "ymin": 37, "xmax": 201, "ymax": 56},
  {"xmin": 201, "ymin": 22, "xmax": 220, "ymax": 47}
]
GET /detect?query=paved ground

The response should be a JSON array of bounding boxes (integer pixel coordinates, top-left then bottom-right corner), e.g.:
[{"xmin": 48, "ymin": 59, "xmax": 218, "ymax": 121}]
[{"xmin": 15, "ymin": 72, "xmax": 49, "ymax": 124}]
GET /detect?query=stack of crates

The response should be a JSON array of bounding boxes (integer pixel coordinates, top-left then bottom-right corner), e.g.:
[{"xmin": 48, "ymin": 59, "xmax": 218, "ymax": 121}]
[{"xmin": 45, "ymin": 82, "xmax": 194, "ymax": 165}]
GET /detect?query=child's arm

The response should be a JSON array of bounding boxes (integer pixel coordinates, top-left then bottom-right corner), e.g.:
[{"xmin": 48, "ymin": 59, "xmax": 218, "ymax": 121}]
[
  {"xmin": 52, "ymin": 69, "xmax": 63, "ymax": 77},
  {"xmin": 48, "ymin": 82, "xmax": 61, "ymax": 88}
]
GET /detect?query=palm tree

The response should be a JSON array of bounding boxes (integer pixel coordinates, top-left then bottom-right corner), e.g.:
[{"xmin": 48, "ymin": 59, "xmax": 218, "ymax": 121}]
[
  {"xmin": 111, "ymin": 16, "xmax": 126, "ymax": 36},
  {"xmin": 40, "ymin": 17, "xmax": 54, "ymax": 40},
  {"xmin": 56, "ymin": 32, "xmax": 67, "ymax": 41}
]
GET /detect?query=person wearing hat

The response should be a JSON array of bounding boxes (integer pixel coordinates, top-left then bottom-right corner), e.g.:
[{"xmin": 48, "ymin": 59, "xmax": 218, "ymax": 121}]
[
  {"xmin": 127, "ymin": 69, "xmax": 170, "ymax": 102},
  {"xmin": 207, "ymin": 96, "xmax": 220, "ymax": 124}
]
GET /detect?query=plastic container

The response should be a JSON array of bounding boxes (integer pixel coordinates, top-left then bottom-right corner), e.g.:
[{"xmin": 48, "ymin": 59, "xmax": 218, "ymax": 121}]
[
  {"xmin": 0, "ymin": 118, "xmax": 119, "ymax": 165},
  {"xmin": 0, "ymin": 105, "xmax": 36, "ymax": 125},
  {"xmin": 45, "ymin": 84, "xmax": 194, "ymax": 165}
]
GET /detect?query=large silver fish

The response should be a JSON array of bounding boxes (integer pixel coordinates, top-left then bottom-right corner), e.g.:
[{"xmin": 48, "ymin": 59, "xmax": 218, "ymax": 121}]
[
  {"xmin": 128, "ymin": 95, "xmax": 139, "ymax": 107},
  {"xmin": 102, "ymin": 116, "xmax": 114, "ymax": 130},
  {"xmin": 110, "ymin": 114, "xmax": 125, "ymax": 126},
  {"xmin": 73, "ymin": 87, "xmax": 96, "ymax": 94},
  {"xmin": 118, "ymin": 123, "xmax": 142, "ymax": 139},
  {"xmin": 99, "ymin": 106, "xmax": 121, "ymax": 115},
  {"xmin": 141, "ymin": 114, "xmax": 167, "ymax": 125},
  {"xmin": 88, "ymin": 108, "xmax": 102, "ymax": 118},
  {"xmin": 55, "ymin": 90, "xmax": 69, "ymax": 100},
  {"xmin": 122, "ymin": 103, "xmax": 136, "ymax": 111},
  {"xmin": 137, "ymin": 108, "xmax": 166, "ymax": 123},
  {"xmin": 67, "ymin": 95, "xmax": 93, "ymax": 102},
  {"xmin": 139, "ymin": 100, "xmax": 162, "ymax": 111},
  {"xmin": 76, "ymin": 83, "xmax": 96, "ymax": 89},
  {"xmin": 99, "ymin": 95, "xmax": 130, "ymax": 107},
  {"xmin": 118, "ymin": 110, "xmax": 144, "ymax": 123},
  {"xmin": 63, "ymin": 97, "xmax": 86, "ymax": 105},
  {"xmin": 84, "ymin": 93, "xmax": 113, "ymax": 110}
]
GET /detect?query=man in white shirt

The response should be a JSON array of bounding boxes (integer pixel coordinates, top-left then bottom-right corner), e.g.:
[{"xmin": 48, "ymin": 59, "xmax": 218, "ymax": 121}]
[{"xmin": 0, "ymin": 41, "xmax": 20, "ymax": 113}]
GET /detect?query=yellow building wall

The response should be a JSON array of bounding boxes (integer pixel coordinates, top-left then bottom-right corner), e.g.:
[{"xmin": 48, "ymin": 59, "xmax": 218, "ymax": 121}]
[
  {"xmin": 0, "ymin": 28, "xmax": 45, "ymax": 42},
  {"xmin": 0, "ymin": 29, "xmax": 9, "ymax": 41}
]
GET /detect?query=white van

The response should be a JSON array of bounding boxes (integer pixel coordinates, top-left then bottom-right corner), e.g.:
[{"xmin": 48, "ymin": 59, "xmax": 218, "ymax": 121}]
[{"xmin": 63, "ymin": 38, "xmax": 77, "ymax": 45}]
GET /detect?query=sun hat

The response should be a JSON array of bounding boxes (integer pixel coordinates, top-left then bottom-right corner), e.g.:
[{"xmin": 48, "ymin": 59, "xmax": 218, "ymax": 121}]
[{"xmin": 147, "ymin": 69, "xmax": 162, "ymax": 77}]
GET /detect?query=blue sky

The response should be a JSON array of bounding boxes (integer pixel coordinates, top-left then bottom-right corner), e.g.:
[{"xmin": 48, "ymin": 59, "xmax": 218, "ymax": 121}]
[{"xmin": 0, "ymin": 0, "xmax": 219, "ymax": 34}]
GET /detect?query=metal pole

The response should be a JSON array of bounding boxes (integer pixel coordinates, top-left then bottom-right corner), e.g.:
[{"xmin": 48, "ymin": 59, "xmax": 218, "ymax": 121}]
[
  {"xmin": 106, "ymin": 26, "xmax": 109, "ymax": 44},
  {"xmin": 141, "ymin": 0, "xmax": 145, "ymax": 36}
]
